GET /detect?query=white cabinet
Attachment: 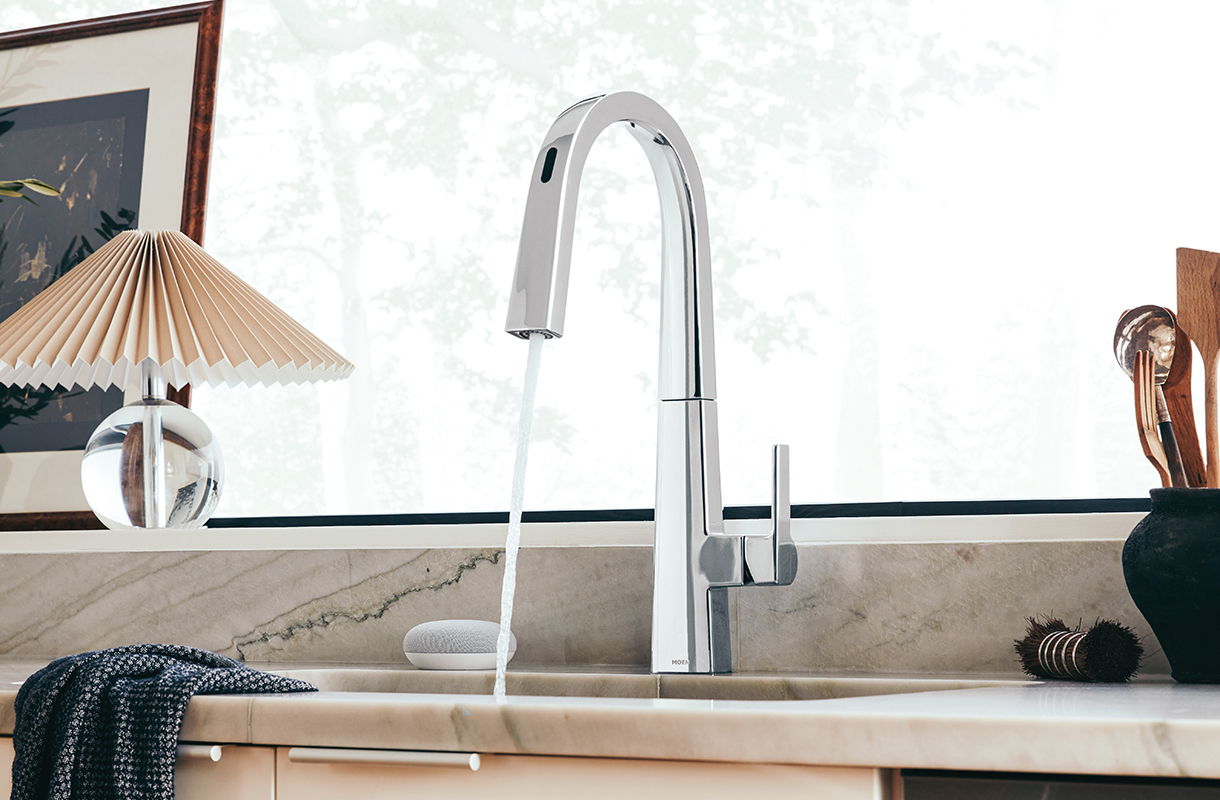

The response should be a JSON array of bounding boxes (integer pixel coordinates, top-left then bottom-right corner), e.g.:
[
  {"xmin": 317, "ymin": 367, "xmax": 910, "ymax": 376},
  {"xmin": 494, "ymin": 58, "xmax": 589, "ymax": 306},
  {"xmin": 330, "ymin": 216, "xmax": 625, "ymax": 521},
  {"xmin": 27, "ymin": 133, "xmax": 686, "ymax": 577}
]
[
  {"xmin": 275, "ymin": 746, "xmax": 895, "ymax": 800},
  {"xmin": 0, "ymin": 737, "xmax": 275, "ymax": 800},
  {"xmin": 0, "ymin": 735, "xmax": 893, "ymax": 799},
  {"xmin": 0, "ymin": 736, "xmax": 10, "ymax": 798},
  {"xmin": 175, "ymin": 744, "xmax": 276, "ymax": 800}
]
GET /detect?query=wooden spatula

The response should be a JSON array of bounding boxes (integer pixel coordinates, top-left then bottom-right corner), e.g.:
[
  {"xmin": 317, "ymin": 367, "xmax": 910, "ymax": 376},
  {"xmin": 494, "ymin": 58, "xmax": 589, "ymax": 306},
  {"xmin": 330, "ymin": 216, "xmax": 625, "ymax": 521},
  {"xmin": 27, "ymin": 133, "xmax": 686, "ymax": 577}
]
[{"xmin": 1176, "ymin": 247, "xmax": 1220, "ymax": 487}]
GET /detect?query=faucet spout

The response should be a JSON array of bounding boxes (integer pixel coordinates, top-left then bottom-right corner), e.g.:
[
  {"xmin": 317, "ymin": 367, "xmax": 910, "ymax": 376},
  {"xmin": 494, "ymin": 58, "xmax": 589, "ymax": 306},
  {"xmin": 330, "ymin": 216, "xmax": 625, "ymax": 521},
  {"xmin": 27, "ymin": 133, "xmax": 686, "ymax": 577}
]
[
  {"xmin": 505, "ymin": 92, "xmax": 796, "ymax": 674},
  {"xmin": 505, "ymin": 92, "xmax": 715, "ymax": 401}
]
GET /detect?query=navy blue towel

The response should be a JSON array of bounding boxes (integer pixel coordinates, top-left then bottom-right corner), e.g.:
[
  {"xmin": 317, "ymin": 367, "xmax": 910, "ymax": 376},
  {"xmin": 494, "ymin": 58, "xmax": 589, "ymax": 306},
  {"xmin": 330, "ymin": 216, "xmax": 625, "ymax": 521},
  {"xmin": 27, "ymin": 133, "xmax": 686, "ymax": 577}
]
[{"xmin": 11, "ymin": 643, "xmax": 317, "ymax": 800}]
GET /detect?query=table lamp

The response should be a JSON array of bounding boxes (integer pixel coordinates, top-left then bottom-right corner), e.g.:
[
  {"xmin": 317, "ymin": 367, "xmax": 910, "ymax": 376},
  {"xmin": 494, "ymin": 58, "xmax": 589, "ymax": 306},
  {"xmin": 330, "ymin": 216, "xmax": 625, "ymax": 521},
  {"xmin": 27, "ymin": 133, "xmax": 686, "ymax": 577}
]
[{"xmin": 0, "ymin": 230, "xmax": 353, "ymax": 529}]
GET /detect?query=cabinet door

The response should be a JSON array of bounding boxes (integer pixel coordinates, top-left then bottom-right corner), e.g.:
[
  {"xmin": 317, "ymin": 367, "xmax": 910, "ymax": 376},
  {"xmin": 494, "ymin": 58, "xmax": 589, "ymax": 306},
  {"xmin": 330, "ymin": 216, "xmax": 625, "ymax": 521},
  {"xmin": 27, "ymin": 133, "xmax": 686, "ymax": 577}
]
[
  {"xmin": 176, "ymin": 744, "xmax": 276, "ymax": 800},
  {"xmin": 0, "ymin": 736, "xmax": 11, "ymax": 798},
  {"xmin": 0, "ymin": 737, "xmax": 274, "ymax": 800},
  {"xmin": 276, "ymin": 747, "xmax": 893, "ymax": 800}
]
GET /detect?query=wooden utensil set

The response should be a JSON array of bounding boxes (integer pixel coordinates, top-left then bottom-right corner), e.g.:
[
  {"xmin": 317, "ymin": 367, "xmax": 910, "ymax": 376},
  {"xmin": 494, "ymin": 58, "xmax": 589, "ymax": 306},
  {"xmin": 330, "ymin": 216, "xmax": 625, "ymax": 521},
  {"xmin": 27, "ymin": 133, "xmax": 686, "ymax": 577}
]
[{"xmin": 1132, "ymin": 248, "xmax": 1220, "ymax": 487}]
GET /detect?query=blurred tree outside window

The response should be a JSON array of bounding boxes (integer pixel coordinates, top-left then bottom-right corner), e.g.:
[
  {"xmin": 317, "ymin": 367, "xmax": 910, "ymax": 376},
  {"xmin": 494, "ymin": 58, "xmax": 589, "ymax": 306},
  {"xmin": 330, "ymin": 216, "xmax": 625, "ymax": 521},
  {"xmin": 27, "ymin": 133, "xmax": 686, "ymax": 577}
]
[{"xmin": 4, "ymin": 1, "xmax": 1217, "ymax": 516}]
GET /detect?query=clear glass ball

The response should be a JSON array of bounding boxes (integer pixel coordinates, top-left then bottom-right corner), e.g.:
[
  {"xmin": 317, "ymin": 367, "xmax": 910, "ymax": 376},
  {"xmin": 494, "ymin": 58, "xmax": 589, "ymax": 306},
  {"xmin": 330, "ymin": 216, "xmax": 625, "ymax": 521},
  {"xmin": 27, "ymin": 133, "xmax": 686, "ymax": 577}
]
[{"xmin": 81, "ymin": 399, "xmax": 224, "ymax": 529}]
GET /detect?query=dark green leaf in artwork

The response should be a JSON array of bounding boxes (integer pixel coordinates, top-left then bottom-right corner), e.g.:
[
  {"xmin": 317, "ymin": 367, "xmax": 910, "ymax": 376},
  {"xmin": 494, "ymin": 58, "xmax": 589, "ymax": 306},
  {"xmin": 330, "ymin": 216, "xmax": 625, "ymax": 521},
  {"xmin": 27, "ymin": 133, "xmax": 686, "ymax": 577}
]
[
  {"xmin": 0, "ymin": 385, "xmax": 59, "ymax": 447},
  {"xmin": 0, "ymin": 120, "xmax": 13, "ymax": 136},
  {"xmin": 92, "ymin": 208, "xmax": 136, "ymax": 242},
  {"xmin": 0, "ymin": 190, "xmax": 37, "ymax": 205}
]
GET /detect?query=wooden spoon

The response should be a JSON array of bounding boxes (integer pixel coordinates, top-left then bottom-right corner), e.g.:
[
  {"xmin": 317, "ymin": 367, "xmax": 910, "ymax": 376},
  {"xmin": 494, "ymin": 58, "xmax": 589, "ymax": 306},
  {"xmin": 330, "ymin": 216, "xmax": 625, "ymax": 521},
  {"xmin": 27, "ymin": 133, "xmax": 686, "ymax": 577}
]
[
  {"xmin": 1113, "ymin": 306, "xmax": 1189, "ymax": 486},
  {"xmin": 1176, "ymin": 247, "xmax": 1220, "ymax": 487},
  {"xmin": 1163, "ymin": 316, "xmax": 1207, "ymax": 487}
]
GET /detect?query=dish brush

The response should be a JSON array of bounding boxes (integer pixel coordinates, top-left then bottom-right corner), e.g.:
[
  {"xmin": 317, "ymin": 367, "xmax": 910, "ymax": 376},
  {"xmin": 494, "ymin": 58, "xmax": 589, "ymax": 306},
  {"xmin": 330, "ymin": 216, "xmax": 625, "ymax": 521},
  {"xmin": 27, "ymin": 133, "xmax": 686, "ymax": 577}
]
[{"xmin": 1014, "ymin": 616, "xmax": 1143, "ymax": 682}]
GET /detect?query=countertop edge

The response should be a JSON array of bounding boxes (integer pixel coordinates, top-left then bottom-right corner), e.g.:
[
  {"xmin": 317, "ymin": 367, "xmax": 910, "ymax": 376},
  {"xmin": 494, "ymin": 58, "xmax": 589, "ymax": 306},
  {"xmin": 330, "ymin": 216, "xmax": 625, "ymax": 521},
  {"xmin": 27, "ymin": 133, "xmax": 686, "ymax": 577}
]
[{"xmin": 4, "ymin": 682, "xmax": 1219, "ymax": 780}]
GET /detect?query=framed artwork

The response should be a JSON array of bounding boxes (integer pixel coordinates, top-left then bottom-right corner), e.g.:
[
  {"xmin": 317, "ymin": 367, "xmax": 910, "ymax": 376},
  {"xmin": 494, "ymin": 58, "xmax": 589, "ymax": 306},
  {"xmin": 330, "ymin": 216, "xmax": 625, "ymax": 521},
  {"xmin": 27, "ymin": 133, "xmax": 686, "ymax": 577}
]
[{"xmin": 0, "ymin": 1, "xmax": 223, "ymax": 530}]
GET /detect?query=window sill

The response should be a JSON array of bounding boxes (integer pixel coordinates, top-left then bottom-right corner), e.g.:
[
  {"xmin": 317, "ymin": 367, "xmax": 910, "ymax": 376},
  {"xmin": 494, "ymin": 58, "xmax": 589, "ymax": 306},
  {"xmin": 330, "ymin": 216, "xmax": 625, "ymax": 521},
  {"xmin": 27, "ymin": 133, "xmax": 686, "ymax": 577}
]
[{"xmin": 0, "ymin": 500, "xmax": 1147, "ymax": 552}]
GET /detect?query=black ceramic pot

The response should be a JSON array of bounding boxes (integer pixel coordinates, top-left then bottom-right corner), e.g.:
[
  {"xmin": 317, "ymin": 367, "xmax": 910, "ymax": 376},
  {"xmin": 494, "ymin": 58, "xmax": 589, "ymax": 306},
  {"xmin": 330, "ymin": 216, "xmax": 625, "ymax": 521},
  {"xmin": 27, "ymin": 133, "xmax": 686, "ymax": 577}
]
[{"xmin": 1123, "ymin": 488, "xmax": 1220, "ymax": 682}]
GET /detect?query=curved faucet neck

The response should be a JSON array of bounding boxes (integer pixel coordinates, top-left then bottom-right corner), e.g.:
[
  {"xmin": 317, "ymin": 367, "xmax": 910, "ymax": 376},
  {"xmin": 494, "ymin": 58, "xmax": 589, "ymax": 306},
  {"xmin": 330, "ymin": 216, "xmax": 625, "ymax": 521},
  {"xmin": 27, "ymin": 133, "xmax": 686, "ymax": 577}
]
[
  {"xmin": 505, "ymin": 92, "xmax": 796, "ymax": 675},
  {"xmin": 504, "ymin": 91, "xmax": 717, "ymax": 401}
]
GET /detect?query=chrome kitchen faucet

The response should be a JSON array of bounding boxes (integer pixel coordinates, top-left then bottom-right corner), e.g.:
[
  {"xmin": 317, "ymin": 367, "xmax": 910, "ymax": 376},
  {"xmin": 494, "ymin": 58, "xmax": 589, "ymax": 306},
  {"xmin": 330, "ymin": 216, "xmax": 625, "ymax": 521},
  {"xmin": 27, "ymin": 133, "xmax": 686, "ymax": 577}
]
[{"xmin": 505, "ymin": 91, "xmax": 797, "ymax": 673}]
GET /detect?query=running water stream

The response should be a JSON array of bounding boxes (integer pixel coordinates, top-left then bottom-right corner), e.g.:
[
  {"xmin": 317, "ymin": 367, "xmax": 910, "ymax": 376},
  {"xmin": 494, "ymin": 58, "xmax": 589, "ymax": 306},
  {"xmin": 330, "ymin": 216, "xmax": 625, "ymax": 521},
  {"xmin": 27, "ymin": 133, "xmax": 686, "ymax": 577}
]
[{"xmin": 494, "ymin": 332, "xmax": 546, "ymax": 700}]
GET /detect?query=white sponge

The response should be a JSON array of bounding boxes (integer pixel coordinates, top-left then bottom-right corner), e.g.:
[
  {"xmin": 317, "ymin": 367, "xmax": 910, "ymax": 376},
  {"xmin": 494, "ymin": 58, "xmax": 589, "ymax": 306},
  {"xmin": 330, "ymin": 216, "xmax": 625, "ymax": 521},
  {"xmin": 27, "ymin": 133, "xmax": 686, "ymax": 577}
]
[{"xmin": 403, "ymin": 619, "xmax": 516, "ymax": 670}]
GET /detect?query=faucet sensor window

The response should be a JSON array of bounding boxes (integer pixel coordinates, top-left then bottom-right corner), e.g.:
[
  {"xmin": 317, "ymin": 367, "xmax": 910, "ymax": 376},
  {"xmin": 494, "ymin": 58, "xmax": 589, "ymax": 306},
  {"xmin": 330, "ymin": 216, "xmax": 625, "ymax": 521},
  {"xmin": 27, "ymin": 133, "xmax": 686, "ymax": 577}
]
[{"xmin": 540, "ymin": 147, "xmax": 558, "ymax": 183}]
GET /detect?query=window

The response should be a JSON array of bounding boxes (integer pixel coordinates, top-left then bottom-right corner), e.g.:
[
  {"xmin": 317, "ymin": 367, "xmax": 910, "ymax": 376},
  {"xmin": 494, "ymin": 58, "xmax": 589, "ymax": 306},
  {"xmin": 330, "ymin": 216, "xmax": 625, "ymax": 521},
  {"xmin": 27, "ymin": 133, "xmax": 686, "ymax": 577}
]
[{"xmin": 10, "ymin": 1, "xmax": 1217, "ymax": 518}]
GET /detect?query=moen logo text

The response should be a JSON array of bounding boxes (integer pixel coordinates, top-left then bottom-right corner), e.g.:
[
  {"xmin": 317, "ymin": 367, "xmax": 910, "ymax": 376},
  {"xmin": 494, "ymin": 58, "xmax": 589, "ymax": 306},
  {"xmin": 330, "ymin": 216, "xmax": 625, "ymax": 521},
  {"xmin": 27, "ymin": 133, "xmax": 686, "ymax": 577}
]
[{"xmin": 671, "ymin": 659, "xmax": 688, "ymax": 666}]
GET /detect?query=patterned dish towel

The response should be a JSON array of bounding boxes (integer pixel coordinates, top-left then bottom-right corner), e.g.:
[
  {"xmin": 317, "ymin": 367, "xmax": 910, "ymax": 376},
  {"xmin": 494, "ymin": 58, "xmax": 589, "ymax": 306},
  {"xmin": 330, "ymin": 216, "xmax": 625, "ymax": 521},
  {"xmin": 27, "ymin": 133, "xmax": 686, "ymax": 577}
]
[{"xmin": 11, "ymin": 643, "xmax": 317, "ymax": 800}]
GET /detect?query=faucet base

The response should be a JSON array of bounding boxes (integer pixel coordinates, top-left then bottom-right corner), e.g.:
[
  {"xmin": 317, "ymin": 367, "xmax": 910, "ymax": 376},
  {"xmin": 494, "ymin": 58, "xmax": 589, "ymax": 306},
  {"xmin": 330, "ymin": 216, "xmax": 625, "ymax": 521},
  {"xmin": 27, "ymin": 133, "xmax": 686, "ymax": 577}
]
[{"xmin": 708, "ymin": 587, "xmax": 733, "ymax": 673}]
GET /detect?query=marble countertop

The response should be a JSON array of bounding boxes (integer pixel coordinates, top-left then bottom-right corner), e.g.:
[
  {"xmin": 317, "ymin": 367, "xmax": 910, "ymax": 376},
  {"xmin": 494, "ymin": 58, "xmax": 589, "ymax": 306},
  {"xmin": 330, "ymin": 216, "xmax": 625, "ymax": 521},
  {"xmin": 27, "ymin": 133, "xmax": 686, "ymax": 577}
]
[{"xmin": 1, "ymin": 662, "xmax": 1218, "ymax": 779}]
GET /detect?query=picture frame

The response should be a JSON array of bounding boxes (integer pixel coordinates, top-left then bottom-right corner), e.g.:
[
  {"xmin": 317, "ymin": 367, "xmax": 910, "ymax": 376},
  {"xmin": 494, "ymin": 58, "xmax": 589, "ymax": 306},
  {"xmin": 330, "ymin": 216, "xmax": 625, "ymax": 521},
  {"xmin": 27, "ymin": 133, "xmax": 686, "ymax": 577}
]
[{"xmin": 0, "ymin": 1, "xmax": 223, "ymax": 530}]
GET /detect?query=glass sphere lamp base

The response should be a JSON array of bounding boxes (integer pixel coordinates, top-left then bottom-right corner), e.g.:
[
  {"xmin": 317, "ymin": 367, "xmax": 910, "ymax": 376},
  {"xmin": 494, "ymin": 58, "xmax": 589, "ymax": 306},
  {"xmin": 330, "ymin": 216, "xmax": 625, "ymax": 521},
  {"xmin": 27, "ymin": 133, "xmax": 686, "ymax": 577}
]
[{"xmin": 81, "ymin": 398, "xmax": 224, "ymax": 530}]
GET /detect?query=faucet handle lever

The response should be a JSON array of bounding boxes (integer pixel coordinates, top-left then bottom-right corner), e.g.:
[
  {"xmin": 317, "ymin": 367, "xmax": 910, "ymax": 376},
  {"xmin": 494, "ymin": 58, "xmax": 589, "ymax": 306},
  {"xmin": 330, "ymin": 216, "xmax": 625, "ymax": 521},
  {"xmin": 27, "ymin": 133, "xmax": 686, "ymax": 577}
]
[{"xmin": 743, "ymin": 444, "xmax": 797, "ymax": 586}]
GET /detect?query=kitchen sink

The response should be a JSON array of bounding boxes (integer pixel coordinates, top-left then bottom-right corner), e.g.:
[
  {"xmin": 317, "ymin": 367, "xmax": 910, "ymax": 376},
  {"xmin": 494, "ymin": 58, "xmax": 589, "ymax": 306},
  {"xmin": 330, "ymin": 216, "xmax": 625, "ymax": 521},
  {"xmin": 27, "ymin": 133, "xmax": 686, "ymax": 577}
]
[{"xmin": 270, "ymin": 666, "xmax": 1026, "ymax": 702}]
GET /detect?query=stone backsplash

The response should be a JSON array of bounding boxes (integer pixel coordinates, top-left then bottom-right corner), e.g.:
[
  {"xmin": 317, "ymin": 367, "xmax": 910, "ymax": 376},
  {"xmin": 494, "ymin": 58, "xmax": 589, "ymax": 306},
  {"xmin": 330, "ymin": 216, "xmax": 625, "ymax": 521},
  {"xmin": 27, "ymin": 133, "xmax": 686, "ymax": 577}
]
[{"xmin": 0, "ymin": 537, "xmax": 1168, "ymax": 675}]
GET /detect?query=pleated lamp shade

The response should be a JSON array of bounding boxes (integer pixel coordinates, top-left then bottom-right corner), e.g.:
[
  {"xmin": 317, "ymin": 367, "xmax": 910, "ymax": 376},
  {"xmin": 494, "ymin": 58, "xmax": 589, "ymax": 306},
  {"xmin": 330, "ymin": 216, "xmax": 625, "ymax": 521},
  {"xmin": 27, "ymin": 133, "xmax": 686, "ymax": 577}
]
[
  {"xmin": 0, "ymin": 229, "xmax": 353, "ymax": 531},
  {"xmin": 0, "ymin": 229, "xmax": 353, "ymax": 391}
]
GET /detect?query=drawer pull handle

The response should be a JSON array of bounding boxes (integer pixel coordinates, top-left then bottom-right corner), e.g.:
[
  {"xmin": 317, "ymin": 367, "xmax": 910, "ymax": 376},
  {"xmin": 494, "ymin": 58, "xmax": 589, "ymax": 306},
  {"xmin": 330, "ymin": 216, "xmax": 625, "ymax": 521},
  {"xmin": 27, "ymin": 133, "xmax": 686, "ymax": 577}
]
[
  {"xmin": 287, "ymin": 747, "xmax": 480, "ymax": 771},
  {"xmin": 177, "ymin": 745, "xmax": 223, "ymax": 762}
]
